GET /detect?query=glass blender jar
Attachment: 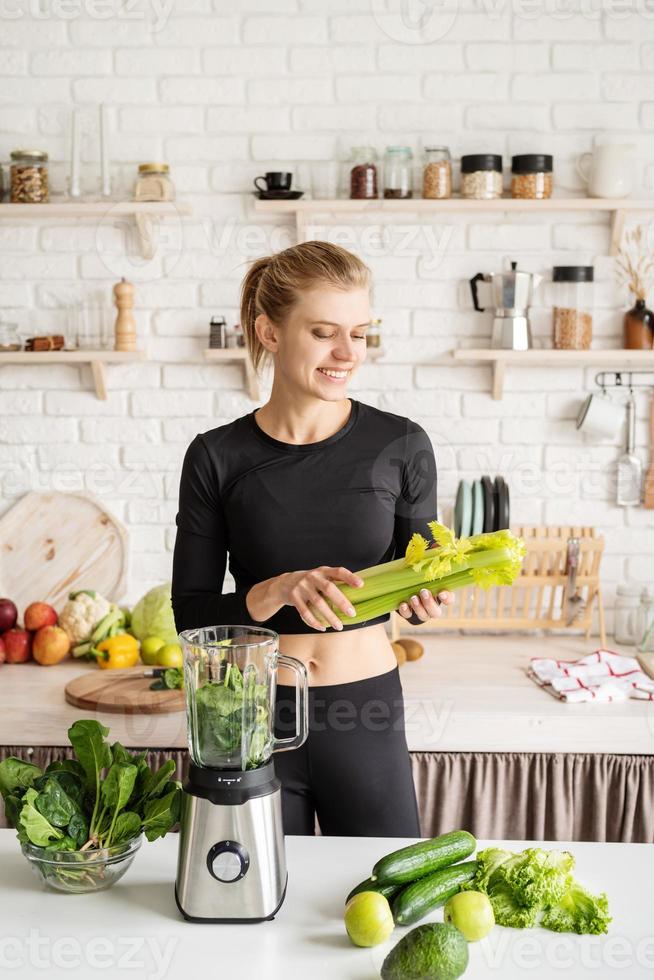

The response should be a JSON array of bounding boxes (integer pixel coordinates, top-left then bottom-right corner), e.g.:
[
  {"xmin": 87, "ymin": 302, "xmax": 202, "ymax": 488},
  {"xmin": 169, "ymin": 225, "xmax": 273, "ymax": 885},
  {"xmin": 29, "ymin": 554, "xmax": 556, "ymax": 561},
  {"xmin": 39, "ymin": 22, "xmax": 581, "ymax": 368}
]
[{"xmin": 176, "ymin": 625, "xmax": 308, "ymax": 922}]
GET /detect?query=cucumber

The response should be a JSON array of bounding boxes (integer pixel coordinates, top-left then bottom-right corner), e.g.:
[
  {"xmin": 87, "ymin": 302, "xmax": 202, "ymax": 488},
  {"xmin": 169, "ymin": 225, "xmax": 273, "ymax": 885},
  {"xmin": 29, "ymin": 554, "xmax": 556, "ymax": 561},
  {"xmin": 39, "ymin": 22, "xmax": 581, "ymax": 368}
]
[
  {"xmin": 371, "ymin": 830, "xmax": 476, "ymax": 885},
  {"xmin": 346, "ymin": 876, "xmax": 402, "ymax": 905},
  {"xmin": 392, "ymin": 860, "xmax": 479, "ymax": 927}
]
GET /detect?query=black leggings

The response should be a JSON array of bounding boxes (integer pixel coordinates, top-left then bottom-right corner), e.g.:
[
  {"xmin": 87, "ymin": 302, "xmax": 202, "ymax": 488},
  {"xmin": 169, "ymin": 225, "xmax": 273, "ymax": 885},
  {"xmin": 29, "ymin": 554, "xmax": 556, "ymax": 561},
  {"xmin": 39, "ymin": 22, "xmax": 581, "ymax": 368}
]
[{"xmin": 273, "ymin": 665, "xmax": 421, "ymax": 838}]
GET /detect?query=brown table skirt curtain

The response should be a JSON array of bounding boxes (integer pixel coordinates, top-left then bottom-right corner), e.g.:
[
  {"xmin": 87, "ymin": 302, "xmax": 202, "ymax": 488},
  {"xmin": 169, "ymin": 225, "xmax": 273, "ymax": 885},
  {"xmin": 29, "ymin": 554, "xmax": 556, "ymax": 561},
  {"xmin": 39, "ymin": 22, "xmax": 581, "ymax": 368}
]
[{"xmin": 2, "ymin": 746, "xmax": 653, "ymax": 843}]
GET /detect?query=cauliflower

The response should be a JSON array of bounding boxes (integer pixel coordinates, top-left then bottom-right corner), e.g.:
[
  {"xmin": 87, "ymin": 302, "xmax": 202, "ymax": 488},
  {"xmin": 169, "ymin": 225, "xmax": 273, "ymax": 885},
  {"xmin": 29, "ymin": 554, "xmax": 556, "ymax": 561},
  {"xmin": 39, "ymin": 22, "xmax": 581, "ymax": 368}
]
[{"xmin": 59, "ymin": 590, "xmax": 111, "ymax": 645}]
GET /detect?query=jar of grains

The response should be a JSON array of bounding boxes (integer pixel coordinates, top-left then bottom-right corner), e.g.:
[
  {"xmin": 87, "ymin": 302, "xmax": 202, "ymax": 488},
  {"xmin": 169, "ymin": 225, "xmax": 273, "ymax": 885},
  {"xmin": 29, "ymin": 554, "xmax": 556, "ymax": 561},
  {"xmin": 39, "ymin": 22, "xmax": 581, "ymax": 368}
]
[
  {"xmin": 134, "ymin": 163, "xmax": 175, "ymax": 202},
  {"xmin": 10, "ymin": 149, "xmax": 49, "ymax": 203},
  {"xmin": 349, "ymin": 146, "xmax": 378, "ymax": 200},
  {"xmin": 552, "ymin": 266, "xmax": 594, "ymax": 350},
  {"xmin": 460, "ymin": 154, "xmax": 503, "ymax": 200},
  {"xmin": 511, "ymin": 154, "xmax": 553, "ymax": 199},
  {"xmin": 383, "ymin": 146, "xmax": 413, "ymax": 199},
  {"xmin": 422, "ymin": 146, "xmax": 452, "ymax": 199}
]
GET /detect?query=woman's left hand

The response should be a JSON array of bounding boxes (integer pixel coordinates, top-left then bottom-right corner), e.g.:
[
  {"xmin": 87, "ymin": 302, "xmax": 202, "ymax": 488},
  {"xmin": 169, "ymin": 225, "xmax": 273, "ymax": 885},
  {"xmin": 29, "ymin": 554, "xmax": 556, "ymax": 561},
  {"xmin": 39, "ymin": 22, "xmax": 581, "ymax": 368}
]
[{"xmin": 397, "ymin": 589, "xmax": 455, "ymax": 623}]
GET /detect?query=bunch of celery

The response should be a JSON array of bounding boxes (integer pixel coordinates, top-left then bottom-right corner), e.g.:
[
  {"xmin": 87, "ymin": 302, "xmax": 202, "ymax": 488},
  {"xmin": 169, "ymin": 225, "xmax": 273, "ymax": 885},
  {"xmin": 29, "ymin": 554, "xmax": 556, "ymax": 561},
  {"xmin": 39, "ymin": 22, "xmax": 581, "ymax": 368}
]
[{"xmin": 324, "ymin": 522, "xmax": 526, "ymax": 627}]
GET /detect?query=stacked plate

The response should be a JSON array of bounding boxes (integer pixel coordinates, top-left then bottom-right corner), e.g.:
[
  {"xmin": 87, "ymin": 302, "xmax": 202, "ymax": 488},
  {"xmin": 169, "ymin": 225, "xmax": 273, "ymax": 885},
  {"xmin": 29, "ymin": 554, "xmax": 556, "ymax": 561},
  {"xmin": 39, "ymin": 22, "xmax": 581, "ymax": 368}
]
[{"xmin": 454, "ymin": 475, "xmax": 510, "ymax": 538}]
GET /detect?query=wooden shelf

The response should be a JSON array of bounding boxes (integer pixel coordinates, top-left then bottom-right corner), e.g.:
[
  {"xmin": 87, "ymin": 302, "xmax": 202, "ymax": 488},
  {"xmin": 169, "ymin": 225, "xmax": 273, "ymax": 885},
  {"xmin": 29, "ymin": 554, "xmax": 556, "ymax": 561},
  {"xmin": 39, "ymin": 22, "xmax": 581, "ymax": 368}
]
[
  {"xmin": 0, "ymin": 200, "xmax": 192, "ymax": 259},
  {"xmin": 0, "ymin": 349, "xmax": 146, "ymax": 400},
  {"xmin": 203, "ymin": 348, "xmax": 260, "ymax": 400},
  {"xmin": 452, "ymin": 347, "xmax": 654, "ymax": 399},
  {"xmin": 254, "ymin": 196, "xmax": 654, "ymax": 254}
]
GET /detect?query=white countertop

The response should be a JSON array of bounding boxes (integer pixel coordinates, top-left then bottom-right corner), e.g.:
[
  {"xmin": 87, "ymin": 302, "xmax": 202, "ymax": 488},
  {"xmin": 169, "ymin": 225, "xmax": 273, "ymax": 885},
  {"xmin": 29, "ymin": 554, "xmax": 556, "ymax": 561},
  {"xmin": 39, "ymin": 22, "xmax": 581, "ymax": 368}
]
[
  {"xmin": 0, "ymin": 830, "xmax": 650, "ymax": 979},
  {"xmin": 2, "ymin": 634, "xmax": 653, "ymax": 755}
]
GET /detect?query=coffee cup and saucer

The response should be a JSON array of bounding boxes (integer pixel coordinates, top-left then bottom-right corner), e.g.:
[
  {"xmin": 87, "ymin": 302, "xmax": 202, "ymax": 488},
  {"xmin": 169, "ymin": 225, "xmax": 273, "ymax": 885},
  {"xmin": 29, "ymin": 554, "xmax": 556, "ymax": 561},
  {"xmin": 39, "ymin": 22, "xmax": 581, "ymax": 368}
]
[{"xmin": 253, "ymin": 172, "xmax": 304, "ymax": 200}]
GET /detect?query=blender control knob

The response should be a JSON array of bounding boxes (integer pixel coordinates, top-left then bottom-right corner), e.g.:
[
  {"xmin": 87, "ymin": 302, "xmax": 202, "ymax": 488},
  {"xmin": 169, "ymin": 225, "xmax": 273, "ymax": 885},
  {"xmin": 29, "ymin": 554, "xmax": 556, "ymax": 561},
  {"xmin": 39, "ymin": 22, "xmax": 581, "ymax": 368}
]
[{"xmin": 207, "ymin": 840, "xmax": 250, "ymax": 883}]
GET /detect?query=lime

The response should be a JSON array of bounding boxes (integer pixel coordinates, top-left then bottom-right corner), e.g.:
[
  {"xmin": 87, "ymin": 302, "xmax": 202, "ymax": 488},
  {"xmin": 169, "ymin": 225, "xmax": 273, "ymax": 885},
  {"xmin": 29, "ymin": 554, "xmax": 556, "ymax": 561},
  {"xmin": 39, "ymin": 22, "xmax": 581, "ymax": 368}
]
[
  {"xmin": 444, "ymin": 890, "xmax": 495, "ymax": 942},
  {"xmin": 344, "ymin": 891, "xmax": 394, "ymax": 948},
  {"xmin": 156, "ymin": 643, "xmax": 183, "ymax": 669},
  {"xmin": 140, "ymin": 636, "xmax": 166, "ymax": 665}
]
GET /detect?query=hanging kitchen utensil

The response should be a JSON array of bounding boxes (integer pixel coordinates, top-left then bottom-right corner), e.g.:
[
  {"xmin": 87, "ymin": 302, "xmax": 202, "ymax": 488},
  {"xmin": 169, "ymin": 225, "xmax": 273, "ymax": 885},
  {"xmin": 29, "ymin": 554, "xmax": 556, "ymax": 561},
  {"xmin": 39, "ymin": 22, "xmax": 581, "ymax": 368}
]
[
  {"xmin": 644, "ymin": 395, "xmax": 654, "ymax": 509},
  {"xmin": 616, "ymin": 394, "xmax": 642, "ymax": 507},
  {"xmin": 564, "ymin": 536, "xmax": 585, "ymax": 625}
]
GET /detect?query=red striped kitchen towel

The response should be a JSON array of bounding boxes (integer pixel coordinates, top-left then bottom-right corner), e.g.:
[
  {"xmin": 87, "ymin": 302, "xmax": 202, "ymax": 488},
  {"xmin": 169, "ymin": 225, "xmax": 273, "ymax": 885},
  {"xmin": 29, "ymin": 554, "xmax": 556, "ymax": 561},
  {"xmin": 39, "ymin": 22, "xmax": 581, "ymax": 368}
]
[{"xmin": 528, "ymin": 649, "xmax": 654, "ymax": 703}]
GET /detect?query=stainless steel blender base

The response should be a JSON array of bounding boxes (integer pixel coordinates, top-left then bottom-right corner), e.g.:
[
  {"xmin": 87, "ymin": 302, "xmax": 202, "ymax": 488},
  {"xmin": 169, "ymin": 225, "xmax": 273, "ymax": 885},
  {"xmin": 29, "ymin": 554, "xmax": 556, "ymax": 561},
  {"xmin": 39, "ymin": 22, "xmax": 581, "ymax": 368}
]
[{"xmin": 175, "ymin": 785, "xmax": 287, "ymax": 922}]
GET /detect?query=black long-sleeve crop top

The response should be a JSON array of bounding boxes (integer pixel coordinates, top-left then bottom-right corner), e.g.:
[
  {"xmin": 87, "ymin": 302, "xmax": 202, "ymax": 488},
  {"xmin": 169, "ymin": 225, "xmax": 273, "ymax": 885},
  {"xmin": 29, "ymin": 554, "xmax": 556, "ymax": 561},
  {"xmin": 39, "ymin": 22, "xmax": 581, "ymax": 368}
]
[{"xmin": 171, "ymin": 399, "xmax": 438, "ymax": 636}]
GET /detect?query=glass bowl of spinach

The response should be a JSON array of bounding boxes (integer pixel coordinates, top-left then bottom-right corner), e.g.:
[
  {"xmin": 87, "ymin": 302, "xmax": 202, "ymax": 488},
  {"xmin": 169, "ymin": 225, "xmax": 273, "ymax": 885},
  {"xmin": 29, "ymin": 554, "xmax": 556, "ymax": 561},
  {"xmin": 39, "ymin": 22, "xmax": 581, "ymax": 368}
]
[
  {"xmin": 0, "ymin": 719, "xmax": 181, "ymax": 894},
  {"xmin": 22, "ymin": 834, "xmax": 142, "ymax": 894}
]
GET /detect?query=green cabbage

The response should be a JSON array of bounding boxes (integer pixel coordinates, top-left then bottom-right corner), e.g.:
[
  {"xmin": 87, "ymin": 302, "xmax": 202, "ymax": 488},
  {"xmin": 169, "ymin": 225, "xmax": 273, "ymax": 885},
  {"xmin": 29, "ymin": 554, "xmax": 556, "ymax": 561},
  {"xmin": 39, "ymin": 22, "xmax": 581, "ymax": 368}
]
[{"xmin": 129, "ymin": 583, "xmax": 178, "ymax": 644}]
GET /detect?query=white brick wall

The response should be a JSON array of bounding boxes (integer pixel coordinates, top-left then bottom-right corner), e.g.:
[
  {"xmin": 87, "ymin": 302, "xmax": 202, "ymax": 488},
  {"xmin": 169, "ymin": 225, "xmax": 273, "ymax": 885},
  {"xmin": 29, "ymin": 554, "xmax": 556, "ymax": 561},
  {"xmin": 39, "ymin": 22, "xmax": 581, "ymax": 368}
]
[{"xmin": 0, "ymin": 0, "xmax": 651, "ymax": 629}]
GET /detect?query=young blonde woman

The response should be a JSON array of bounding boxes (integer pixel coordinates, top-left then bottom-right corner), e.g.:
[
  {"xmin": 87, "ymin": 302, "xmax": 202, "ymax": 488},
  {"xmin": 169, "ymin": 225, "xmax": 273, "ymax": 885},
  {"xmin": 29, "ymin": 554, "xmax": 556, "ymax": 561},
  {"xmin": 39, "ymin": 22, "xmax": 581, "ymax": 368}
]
[{"xmin": 171, "ymin": 241, "xmax": 453, "ymax": 837}]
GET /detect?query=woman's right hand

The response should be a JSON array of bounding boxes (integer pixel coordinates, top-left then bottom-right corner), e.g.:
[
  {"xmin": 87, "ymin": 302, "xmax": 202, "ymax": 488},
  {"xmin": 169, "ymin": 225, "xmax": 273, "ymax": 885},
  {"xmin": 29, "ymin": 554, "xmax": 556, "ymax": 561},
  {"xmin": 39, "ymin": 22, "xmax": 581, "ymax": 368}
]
[{"xmin": 275, "ymin": 566, "xmax": 364, "ymax": 632}]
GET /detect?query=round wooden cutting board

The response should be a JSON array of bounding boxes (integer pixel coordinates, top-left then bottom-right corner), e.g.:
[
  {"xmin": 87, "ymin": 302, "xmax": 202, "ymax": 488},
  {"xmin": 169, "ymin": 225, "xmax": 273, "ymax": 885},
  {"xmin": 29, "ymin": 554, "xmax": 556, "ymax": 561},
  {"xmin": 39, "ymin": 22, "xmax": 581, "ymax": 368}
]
[{"xmin": 65, "ymin": 669, "xmax": 185, "ymax": 715}]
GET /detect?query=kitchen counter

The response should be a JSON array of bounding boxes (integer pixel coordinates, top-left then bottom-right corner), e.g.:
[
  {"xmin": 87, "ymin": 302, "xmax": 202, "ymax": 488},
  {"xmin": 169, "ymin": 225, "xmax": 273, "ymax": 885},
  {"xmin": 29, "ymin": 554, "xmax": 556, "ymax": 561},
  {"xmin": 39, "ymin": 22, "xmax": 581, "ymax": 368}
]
[
  {"xmin": 0, "ymin": 830, "xmax": 650, "ymax": 979},
  {"xmin": 2, "ymin": 634, "xmax": 652, "ymax": 755}
]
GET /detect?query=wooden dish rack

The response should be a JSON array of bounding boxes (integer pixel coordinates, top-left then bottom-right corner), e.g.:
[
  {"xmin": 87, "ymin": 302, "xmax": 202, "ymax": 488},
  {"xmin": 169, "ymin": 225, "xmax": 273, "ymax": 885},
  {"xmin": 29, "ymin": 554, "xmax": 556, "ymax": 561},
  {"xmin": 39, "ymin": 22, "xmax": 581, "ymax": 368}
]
[{"xmin": 392, "ymin": 525, "xmax": 606, "ymax": 647}]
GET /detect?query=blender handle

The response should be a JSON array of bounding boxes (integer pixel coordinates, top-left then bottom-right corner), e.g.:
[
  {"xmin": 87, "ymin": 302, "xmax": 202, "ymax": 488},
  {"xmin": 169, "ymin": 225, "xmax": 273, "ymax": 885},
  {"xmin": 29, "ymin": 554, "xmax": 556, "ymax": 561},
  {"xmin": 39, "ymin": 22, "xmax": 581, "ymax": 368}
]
[
  {"xmin": 469, "ymin": 272, "xmax": 487, "ymax": 312},
  {"xmin": 273, "ymin": 653, "xmax": 309, "ymax": 752}
]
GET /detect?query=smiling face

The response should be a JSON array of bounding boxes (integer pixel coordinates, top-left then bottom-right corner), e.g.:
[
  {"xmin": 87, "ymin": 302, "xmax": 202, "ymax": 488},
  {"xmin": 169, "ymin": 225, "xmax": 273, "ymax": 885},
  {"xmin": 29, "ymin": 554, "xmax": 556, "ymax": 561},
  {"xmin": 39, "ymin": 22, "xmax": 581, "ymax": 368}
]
[{"xmin": 256, "ymin": 285, "xmax": 370, "ymax": 401}]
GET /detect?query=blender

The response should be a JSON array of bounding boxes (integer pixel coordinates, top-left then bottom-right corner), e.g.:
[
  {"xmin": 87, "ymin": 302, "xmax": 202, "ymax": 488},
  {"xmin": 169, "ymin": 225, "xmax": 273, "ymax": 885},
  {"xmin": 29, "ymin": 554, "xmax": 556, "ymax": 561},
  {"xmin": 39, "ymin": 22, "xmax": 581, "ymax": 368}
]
[
  {"xmin": 469, "ymin": 261, "xmax": 542, "ymax": 350},
  {"xmin": 175, "ymin": 625, "xmax": 308, "ymax": 923}
]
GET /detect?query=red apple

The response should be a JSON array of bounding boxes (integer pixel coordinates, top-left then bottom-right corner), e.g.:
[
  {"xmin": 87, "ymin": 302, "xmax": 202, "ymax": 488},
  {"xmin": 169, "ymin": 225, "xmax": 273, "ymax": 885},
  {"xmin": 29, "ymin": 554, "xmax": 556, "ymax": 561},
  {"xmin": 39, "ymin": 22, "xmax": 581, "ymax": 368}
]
[
  {"xmin": 0, "ymin": 635, "xmax": 5, "ymax": 664},
  {"xmin": 0, "ymin": 598, "xmax": 17, "ymax": 633},
  {"xmin": 24, "ymin": 602, "xmax": 58, "ymax": 632},
  {"xmin": 33, "ymin": 626, "xmax": 70, "ymax": 666},
  {"xmin": 3, "ymin": 628, "xmax": 32, "ymax": 663}
]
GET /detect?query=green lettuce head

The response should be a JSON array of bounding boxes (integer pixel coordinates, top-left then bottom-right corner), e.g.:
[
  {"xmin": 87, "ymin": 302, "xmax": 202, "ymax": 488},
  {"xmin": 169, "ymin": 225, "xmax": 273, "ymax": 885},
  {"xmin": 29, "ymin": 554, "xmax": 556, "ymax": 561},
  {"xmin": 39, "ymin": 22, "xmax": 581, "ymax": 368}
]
[{"xmin": 130, "ymin": 583, "xmax": 178, "ymax": 645}]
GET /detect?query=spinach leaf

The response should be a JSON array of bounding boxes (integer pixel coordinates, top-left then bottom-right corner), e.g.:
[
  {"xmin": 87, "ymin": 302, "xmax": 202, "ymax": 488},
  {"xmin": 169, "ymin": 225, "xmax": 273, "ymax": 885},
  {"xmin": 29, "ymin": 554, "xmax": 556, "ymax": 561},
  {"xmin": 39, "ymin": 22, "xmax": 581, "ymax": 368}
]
[
  {"xmin": 34, "ymin": 778, "xmax": 79, "ymax": 829},
  {"xmin": 44, "ymin": 835, "xmax": 77, "ymax": 853},
  {"xmin": 67, "ymin": 720, "xmax": 111, "ymax": 836},
  {"xmin": 4, "ymin": 793, "xmax": 24, "ymax": 828},
  {"xmin": 111, "ymin": 742, "xmax": 147, "ymax": 767},
  {"xmin": 101, "ymin": 762, "xmax": 138, "ymax": 847},
  {"xmin": 34, "ymin": 770, "xmax": 85, "ymax": 810},
  {"xmin": 142, "ymin": 787, "xmax": 181, "ymax": 842},
  {"xmin": 139, "ymin": 759, "xmax": 176, "ymax": 804},
  {"xmin": 67, "ymin": 811, "xmax": 89, "ymax": 847},
  {"xmin": 0, "ymin": 758, "xmax": 42, "ymax": 800},
  {"xmin": 112, "ymin": 810, "xmax": 141, "ymax": 845},
  {"xmin": 19, "ymin": 789, "xmax": 64, "ymax": 847},
  {"xmin": 45, "ymin": 759, "xmax": 87, "ymax": 783}
]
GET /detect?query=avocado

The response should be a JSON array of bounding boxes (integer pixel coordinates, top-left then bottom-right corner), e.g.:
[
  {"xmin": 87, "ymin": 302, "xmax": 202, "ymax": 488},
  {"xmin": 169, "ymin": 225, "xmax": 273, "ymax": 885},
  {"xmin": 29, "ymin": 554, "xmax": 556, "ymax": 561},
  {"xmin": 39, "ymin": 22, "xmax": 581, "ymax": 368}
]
[{"xmin": 381, "ymin": 923, "xmax": 468, "ymax": 980}]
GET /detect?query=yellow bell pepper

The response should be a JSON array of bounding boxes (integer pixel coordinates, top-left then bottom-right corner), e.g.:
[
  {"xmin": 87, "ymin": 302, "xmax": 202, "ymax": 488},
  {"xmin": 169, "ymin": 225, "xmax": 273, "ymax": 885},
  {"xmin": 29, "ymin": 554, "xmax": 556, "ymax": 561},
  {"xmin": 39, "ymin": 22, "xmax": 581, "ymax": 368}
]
[{"xmin": 94, "ymin": 634, "xmax": 140, "ymax": 670}]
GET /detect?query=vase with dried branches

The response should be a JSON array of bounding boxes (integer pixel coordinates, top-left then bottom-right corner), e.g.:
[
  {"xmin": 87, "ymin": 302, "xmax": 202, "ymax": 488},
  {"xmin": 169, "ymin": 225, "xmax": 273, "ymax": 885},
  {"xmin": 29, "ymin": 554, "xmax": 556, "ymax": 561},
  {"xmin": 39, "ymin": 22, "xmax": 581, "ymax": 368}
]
[{"xmin": 616, "ymin": 226, "xmax": 654, "ymax": 349}]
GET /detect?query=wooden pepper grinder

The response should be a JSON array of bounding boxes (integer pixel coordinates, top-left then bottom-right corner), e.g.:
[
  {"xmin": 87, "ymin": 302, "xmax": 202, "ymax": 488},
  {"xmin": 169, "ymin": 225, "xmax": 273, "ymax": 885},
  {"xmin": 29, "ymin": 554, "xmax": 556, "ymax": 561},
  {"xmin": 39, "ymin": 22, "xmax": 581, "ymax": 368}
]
[{"xmin": 113, "ymin": 277, "xmax": 137, "ymax": 351}]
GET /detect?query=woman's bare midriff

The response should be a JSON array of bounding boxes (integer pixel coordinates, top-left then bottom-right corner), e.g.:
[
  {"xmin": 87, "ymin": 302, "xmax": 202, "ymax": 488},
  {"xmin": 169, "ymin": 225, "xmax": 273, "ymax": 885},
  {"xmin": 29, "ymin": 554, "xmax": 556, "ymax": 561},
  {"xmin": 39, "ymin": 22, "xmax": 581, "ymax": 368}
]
[{"xmin": 275, "ymin": 622, "xmax": 396, "ymax": 687}]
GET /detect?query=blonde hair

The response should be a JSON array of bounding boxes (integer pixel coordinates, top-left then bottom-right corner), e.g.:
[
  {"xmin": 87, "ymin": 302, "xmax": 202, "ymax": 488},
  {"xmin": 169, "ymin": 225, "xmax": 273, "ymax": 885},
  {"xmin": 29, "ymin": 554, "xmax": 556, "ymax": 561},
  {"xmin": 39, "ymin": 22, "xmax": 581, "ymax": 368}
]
[{"xmin": 239, "ymin": 241, "xmax": 371, "ymax": 373}]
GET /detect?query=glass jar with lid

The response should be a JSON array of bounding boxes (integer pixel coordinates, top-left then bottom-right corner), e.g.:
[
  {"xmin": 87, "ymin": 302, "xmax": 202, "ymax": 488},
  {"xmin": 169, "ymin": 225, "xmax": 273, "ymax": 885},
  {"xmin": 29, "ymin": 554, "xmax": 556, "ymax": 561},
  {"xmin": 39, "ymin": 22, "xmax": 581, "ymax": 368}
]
[
  {"xmin": 133, "ymin": 163, "xmax": 175, "ymax": 202},
  {"xmin": 10, "ymin": 149, "xmax": 49, "ymax": 203},
  {"xmin": 422, "ymin": 146, "xmax": 452, "ymax": 200},
  {"xmin": 0, "ymin": 322, "xmax": 21, "ymax": 352},
  {"xmin": 614, "ymin": 583, "xmax": 646, "ymax": 645},
  {"xmin": 552, "ymin": 265, "xmax": 594, "ymax": 350},
  {"xmin": 383, "ymin": 146, "xmax": 413, "ymax": 200},
  {"xmin": 349, "ymin": 146, "xmax": 378, "ymax": 200},
  {"xmin": 461, "ymin": 154, "xmax": 503, "ymax": 200},
  {"xmin": 511, "ymin": 154, "xmax": 553, "ymax": 199}
]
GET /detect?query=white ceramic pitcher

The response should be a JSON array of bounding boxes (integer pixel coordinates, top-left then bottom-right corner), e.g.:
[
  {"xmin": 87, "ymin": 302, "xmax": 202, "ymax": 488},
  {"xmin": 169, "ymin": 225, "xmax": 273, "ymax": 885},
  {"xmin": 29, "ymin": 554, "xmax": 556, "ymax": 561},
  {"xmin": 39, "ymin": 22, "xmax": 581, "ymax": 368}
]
[{"xmin": 576, "ymin": 143, "xmax": 636, "ymax": 199}]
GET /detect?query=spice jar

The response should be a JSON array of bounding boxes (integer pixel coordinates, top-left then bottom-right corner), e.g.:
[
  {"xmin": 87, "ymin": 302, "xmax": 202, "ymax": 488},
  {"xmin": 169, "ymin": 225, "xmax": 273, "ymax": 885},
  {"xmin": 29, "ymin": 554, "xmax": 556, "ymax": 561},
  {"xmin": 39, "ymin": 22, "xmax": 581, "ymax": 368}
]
[
  {"xmin": 552, "ymin": 266, "xmax": 594, "ymax": 350},
  {"xmin": 422, "ymin": 146, "xmax": 451, "ymax": 200},
  {"xmin": 383, "ymin": 146, "xmax": 413, "ymax": 200},
  {"xmin": 624, "ymin": 299, "xmax": 654, "ymax": 350},
  {"xmin": 133, "ymin": 163, "xmax": 175, "ymax": 202},
  {"xmin": 461, "ymin": 154, "xmax": 503, "ymax": 200},
  {"xmin": 349, "ymin": 146, "xmax": 378, "ymax": 200},
  {"xmin": 10, "ymin": 149, "xmax": 49, "ymax": 203},
  {"xmin": 614, "ymin": 582, "xmax": 646, "ymax": 645},
  {"xmin": 511, "ymin": 154, "xmax": 553, "ymax": 199},
  {"xmin": 367, "ymin": 318, "xmax": 382, "ymax": 349}
]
